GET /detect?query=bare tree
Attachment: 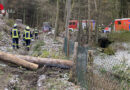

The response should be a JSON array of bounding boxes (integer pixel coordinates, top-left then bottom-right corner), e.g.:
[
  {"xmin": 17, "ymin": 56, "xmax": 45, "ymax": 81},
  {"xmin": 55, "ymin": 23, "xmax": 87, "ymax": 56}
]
[
  {"xmin": 88, "ymin": 0, "xmax": 91, "ymax": 44},
  {"xmin": 54, "ymin": 0, "xmax": 60, "ymax": 39},
  {"xmin": 65, "ymin": 0, "xmax": 71, "ymax": 57}
]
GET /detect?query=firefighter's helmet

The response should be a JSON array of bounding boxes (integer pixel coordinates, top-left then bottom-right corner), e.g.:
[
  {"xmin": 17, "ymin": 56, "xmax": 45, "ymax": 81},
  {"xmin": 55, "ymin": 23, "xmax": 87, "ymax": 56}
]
[
  {"xmin": 26, "ymin": 26, "xmax": 30, "ymax": 30},
  {"xmin": 13, "ymin": 24, "xmax": 17, "ymax": 28}
]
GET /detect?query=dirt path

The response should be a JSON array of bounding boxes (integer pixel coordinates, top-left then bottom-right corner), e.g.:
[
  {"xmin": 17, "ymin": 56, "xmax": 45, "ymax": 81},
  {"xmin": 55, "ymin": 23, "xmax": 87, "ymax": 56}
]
[{"xmin": 0, "ymin": 63, "xmax": 81, "ymax": 90}]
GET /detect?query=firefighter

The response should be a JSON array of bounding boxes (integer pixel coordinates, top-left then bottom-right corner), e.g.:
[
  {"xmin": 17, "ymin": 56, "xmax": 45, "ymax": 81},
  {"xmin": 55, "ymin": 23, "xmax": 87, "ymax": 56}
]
[
  {"xmin": 22, "ymin": 28, "xmax": 26, "ymax": 46},
  {"xmin": 23, "ymin": 26, "xmax": 33, "ymax": 51},
  {"xmin": 33, "ymin": 27, "xmax": 39, "ymax": 39},
  {"xmin": 10, "ymin": 24, "xmax": 20, "ymax": 49},
  {"xmin": 98, "ymin": 25, "xmax": 102, "ymax": 32}
]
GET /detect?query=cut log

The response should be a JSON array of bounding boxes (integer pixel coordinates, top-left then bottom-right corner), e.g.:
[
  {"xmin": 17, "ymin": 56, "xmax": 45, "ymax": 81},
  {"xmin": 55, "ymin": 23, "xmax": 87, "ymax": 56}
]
[
  {"xmin": 0, "ymin": 51, "xmax": 38, "ymax": 70},
  {"xmin": 16, "ymin": 55, "xmax": 74, "ymax": 69}
]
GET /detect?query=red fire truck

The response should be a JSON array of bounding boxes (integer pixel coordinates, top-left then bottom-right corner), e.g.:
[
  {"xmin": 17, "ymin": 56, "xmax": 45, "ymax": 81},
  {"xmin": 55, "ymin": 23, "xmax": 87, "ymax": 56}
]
[
  {"xmin": 114, "ymin": 18, "xmax": 130, "ymax": 31},
  {"xmin": 68, "ymin": 20, "xmax": 95, "ymax": 31},
  {"xmin": 69, "ymin": 20, "xmax": 78, "ymax": 31},
  {"xmin": 0, "ymin": 4, "xmax": 5, "ymax": 15}
]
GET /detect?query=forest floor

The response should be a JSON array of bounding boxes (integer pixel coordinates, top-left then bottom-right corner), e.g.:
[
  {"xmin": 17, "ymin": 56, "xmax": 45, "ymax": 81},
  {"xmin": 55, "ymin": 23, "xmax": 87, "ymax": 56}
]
[
  {"xmin": 0, "ymin": 17, "xmax": 129, "ymax": 90},
  {"xmin": 0, "ymin": 18, "xmax": 81, "ymax": 90},
  {"xmin": 0, "ymin": 33, "xmax": 81, "ymax": 90}
]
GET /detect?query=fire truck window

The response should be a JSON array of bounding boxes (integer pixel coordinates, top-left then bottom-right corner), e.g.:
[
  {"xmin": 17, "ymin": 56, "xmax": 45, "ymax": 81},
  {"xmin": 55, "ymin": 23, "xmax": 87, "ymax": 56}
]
[
  {"xmin": 73, "ymin": 22, "xmax": 76, "ymax": 25},
  {"xmin": 118, "ymin": 21, "xmax": 121, "ymax": 25},
  {"xmin": 69, "ymin": 22, "xmax": 72, "ymax": 25}
]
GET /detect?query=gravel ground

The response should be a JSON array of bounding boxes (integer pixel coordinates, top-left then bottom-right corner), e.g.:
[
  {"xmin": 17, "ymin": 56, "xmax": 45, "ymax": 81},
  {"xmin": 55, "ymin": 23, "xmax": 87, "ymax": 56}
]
[
  {"xmin": 42, "ymin": 33, "xmax": 63, "ymax": 51},
  {"xmin": 94, "ymin": 49, "xmax": 130, "ymax": 72}
]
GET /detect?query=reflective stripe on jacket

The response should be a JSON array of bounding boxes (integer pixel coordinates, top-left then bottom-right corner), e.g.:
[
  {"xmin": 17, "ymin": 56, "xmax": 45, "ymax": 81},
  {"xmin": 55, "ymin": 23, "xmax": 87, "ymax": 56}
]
[
  {"xmin": 25, "ymin": 31, "xmax": 31, "ymax": 40},
  {"xmin": 12, "ymin": 29, "xmax": 19, "ymax": 38}
]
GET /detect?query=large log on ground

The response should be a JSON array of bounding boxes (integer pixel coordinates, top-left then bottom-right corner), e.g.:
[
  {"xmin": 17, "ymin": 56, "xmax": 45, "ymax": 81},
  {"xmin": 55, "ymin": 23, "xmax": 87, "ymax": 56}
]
[
  {"xmin": 16, "ymin": 55, "xmax": 74, "ymax": 69},
  {"xmin": 0, "ymin": 51, "xmax": 38, "ymax": 70}
]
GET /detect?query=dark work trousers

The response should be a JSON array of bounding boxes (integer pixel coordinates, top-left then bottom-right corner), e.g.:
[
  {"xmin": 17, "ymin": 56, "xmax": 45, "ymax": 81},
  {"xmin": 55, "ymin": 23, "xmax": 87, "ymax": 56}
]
[
  {"xmin": 12, "ymin": 38, "xmax": 19, "ymax": 49},
  {"xmin": 25, "ymin": 39, "xmax": 31, "ymax": 51},
  {"xmin": 23, "ymin": 38, "xmax": 26, "ymax": 46},
  {"xmin": 35, "ymin": 33, "xmax": 38, "ymax": 39}
]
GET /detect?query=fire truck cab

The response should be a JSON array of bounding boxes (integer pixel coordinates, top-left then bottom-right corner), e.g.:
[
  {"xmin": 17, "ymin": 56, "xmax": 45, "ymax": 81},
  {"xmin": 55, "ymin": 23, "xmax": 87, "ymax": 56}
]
[{"xmin": 69, "ymin": 20, "xmax": 79, "ymax": 31}]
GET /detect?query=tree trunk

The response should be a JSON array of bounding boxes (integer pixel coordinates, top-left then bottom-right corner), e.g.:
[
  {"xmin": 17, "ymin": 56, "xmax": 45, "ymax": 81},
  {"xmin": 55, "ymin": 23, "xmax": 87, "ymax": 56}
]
[
  {"xmin": 76, "ymin": 0, "xmax": 82, "ymax": 44},
  {"xmin": 16, "ymin": 55, "xmax": 74, "ymax": 69},
  {"xmin": 54, "ymin": 0, "xmax": 60, "ymax": 39},
  {"xmin": 23, "ymin": 8, "xmax": 26, "ymax": 24},
  {"xmin": 65, "ymin": 0, "xmax": 72, "ymax": 57},
  {"xmin": 88, "ymin": 0, "xmax": 91, "ymax": 44},
  {"xmin": 95, "ymin": 0, "xmax": 101, "ymax": 43},
  {"xmin": 119, "ymin": 0, "xmax": 128, "ymax": 18},
  {"xmin": 0, "ymin": 52, "xmax": 38, "ymax": 70}
]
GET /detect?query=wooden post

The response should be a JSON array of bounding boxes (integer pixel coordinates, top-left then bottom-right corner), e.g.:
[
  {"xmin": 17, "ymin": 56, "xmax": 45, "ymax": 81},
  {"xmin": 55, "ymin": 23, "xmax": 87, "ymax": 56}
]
[
  {"xmin": 87, "ymin": 50, "xmax": 94, "ymax": 89},
  {"xmin": 87, "ymin": 50, "xmax": 94, "ymax": 67},
  {"xmin": 73, "ymin": 42, "xmax": 78, "ymax": 63},
  {"xmin": 67, "ymin": 31, "xmax": 70, "ymax": 57}
]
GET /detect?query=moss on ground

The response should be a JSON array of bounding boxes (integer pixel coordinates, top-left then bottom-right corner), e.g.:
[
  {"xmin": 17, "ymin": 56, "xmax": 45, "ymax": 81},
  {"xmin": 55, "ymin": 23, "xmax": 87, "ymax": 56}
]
[{"xmin": 103, "ymin": 46, "xmax": 115, "ymax": 55}]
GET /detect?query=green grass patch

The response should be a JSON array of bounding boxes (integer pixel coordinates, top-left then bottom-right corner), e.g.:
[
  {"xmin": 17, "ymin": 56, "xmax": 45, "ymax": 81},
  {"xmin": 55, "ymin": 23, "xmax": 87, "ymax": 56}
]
[
  {"xmin": 33, "ymin": 41, "xmax": 45, "ymax": 51},
  {"xmin": 40, "ymin": 50, "xmax": 50, "ymax": 58},
  {"xmin": 108, "ymin": 31, "xmax": 130, "ymax": 42},
  {"xmin": 99, "ymin": 67, "xmax": 107, "ymax": 74}
]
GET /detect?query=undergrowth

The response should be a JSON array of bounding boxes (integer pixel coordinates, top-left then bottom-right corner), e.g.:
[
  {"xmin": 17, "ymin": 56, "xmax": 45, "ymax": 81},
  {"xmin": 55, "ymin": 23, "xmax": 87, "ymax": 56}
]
[
  {"xmin": 108, "ymin": 31, "xmax": 130, "ymax": 42},
  {"xmin": 33, "ymin": 41, "xmax": 45, "ymax": 51},
  {"xmin": 32, "ymin": 41, "xmax": 67, "ymax": 59},
  {"xmin": 103, "ymin": 46, "xmax": 115, "ymax": 55},
  {"xmin": 6, "ymin": 19, "xmax": 15, "ymax": 27},
  {"xmin": 112, "ymin": 57, "xmax": 130, "ymax": 89},
  {"xmin": 40, "ymin": 49, "xmax": 67, "ymax": 59},
  {"xmin": 99, "ymin": 67, "xmax": 107, "ymax": 74}
]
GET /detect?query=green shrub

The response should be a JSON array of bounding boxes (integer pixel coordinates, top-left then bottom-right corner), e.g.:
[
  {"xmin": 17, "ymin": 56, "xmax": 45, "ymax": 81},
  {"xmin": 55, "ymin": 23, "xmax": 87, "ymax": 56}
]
[
  {"xmin": 32, "ymin": 51, "xmax": 42, "ymax": 57},
  {"xmin": 103, "ymin": 46, "xmax": 115, "ymax": 55},
  {"xmin": 108, "ymin": 31, "xmax": 130, "ymax": 42},
  {"xmin": 99, "ymin": 67, "xmax": 107, "ymax": 74},
  {"xmin": 33, "ymin": 41, "xmax": 45, "ymax": 51},
  {"xmin": 40, "ymin": 50, "xmax": 50, "ymax": 58}
]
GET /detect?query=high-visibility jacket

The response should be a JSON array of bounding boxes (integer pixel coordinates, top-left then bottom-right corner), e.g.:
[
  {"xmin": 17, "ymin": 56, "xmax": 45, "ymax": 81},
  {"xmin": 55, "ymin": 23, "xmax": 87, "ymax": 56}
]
[
  {"xmin": 25, "ymin": 30, "xmax": 31, "ymax": 40},
  {"xmin": 98, "ymin": 26, "xmax": 102, "ymax": 31},
  {"xmin": 34, "ymin": 29, "xmax": 38, "ymax": 34},
  {"xmin": 12, "ymin": 29, "xmax": 19, "ymax": 38}
]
